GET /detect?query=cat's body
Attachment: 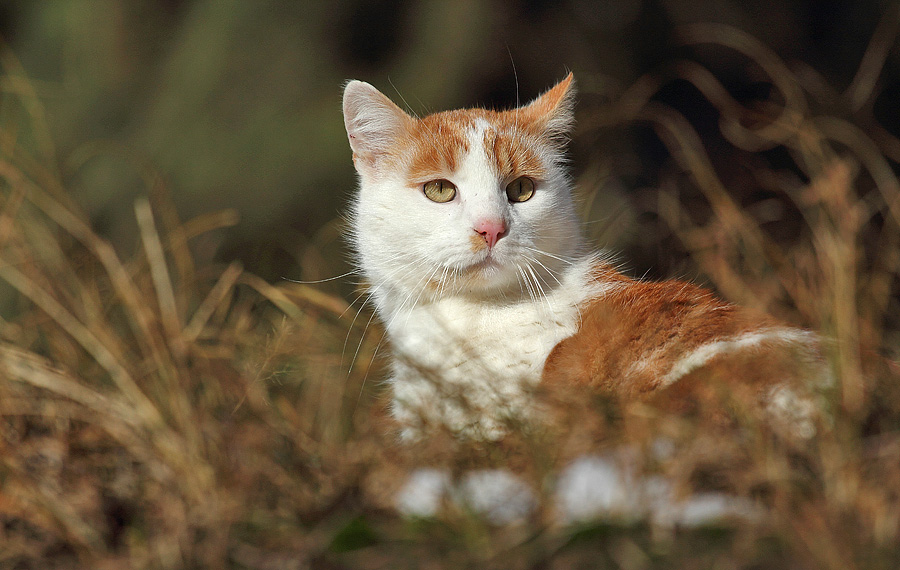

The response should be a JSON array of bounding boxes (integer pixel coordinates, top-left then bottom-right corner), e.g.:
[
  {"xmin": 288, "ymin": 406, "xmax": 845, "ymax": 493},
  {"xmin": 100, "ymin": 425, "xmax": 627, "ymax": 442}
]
[{"xmin": 342, "ymin": 74, "xmax": 827, "ymax": 440}]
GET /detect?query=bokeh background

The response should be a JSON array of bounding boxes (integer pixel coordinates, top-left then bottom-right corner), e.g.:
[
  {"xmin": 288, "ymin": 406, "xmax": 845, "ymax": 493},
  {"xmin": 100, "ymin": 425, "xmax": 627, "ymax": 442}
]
[
  {"xmin": 3, "ymin": 2, "xmax": 900, "ymax": 568},
  {"xmin": 2, "ymin": 0, "xmax": 896, "ymax": 287}
]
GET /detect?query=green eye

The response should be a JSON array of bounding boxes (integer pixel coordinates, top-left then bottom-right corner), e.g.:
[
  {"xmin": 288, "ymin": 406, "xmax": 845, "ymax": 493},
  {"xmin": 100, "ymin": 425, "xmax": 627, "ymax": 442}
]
[
  {"xmin": 506, "ymin": 176, "xmax": 535, "ymax": 203},
  {"xmin": 423, "ymin": 179, "xmax": 457, "ymax": 203}
]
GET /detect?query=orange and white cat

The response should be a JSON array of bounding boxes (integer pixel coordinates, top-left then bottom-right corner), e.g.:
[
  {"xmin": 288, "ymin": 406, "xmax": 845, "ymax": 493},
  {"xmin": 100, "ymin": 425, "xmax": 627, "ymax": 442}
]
[{"xmin": 342, "ymin": 74, "xmax": 829, "ymax": 441}]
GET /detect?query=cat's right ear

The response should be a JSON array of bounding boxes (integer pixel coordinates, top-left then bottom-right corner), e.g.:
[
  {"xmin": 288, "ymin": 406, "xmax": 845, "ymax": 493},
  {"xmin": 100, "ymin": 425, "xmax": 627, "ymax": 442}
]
[{"xmin": 342, "ymin": 81, "xmax": 412, "ymax": 173}]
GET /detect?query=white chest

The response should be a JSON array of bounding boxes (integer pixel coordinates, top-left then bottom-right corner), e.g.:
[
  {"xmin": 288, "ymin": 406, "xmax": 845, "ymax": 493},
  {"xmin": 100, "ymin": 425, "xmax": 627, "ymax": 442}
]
[
  {"xmin": 390, "ymin": 296, "xmax": 575, "ymax": 381},
  {"xmin": 378, "ymin": 257, "xmax": 601, "ymax": 439}
]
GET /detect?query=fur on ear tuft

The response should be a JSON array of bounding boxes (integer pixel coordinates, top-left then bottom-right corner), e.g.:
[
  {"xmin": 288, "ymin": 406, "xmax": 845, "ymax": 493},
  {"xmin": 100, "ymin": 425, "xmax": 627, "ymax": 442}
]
[
  {"xmin": 521, "ymin": 72, "xmax": 576, "ymax": 140},
  {"xmin": 342, "ymin": 80, "xmax": 412, "ymax": 170}
]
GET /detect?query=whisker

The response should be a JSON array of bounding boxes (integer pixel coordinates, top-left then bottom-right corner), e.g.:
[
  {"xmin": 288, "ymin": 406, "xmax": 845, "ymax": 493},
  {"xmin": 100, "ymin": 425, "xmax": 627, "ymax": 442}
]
[
  {"xmin": 341, "ymin": 286, "xmax": 377, "ymax": 363},
  {"xmin": 523, "ymin": 245, "xmax": 577, "ymax": 265},
  {"xmin": 354, "ymin": 326, "xmax": 390, "ymax": 415},
  {"xmin": 518, "ymin": 265, "xmax": 538, "ymax": 306},
  {"xmin": 524, "ymin": 263, "xmax": 553, "ymax": 313},
  {"xmin": 524, "ymin": 252, "xmax": 564, "ymax": 288},
  {"xmin": 281, "ymin": 269, "xmax": 359, "ymax": 284},
  {"xmin": 344, "ymin": 288, "xmax": 381, "ymax": 374}
]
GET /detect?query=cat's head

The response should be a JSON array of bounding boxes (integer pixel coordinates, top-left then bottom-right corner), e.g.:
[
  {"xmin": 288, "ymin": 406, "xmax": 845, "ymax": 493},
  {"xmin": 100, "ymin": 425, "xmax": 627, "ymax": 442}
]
[{"xmin": 342, "ymin": 74, "xmax": 583, "ymax": 302}]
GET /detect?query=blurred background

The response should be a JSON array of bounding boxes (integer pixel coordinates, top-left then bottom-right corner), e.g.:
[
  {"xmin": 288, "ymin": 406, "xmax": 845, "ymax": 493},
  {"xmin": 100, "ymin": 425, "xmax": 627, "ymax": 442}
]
[
  {"xmin": 4, "ymin": 3, "xmax": 900, "ymax": 567},
  {"xmin": 1, "ymin": 0, "xmax": 896, "ymax": 290}
]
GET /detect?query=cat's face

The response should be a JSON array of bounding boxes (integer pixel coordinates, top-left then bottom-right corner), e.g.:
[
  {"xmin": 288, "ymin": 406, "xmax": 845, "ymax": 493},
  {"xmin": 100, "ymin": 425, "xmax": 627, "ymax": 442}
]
[{"xmin": 343, "ymin": 75, "xmax": 582, "ymax": 302}]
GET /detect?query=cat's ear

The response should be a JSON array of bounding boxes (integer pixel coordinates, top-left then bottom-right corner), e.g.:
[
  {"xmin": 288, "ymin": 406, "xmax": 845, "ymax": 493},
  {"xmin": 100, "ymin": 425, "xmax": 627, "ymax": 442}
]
[
  {"xmin": 343, "ymin": 80, "xmax": 413, "ymax": 172},
  {"xmin": 520, "ymin": 72, "xmax": 576, "ymax": 140}
]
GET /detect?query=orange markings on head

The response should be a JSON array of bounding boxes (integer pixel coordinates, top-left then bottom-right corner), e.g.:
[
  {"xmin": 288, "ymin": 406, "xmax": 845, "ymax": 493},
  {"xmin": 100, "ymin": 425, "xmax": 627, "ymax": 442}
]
[
  {"xmin": 354, "ymin": 73, "xmax": 575, "ymax": 185},
  {"xmin": 405, "ymin": 110, "xmax": 471, "ymax": 182},
  {"xmin": 401, "ymin": 107, "xmax": 552, "ymax": 186},
  {"xmin": 482, "ymin": 123, "xmax": 547, "ymax": 181}
]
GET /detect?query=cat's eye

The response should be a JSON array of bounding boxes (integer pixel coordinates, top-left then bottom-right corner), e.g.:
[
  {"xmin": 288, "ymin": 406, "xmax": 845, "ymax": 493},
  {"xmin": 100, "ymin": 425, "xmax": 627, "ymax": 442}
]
[
  {"xmin": 506, "ymin": 176, "xmax": 535, "ymax": 203},
  {"xmin": 423, "ymin": 179, "xmax": 457, "ymax": 203}
]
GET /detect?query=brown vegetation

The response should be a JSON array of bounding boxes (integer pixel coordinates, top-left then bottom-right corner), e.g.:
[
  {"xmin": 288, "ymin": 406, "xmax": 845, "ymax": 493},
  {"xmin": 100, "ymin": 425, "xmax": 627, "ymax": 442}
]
[{"xmin": 0, "ymin": 19, "xmax": 899, "ymax": 570}]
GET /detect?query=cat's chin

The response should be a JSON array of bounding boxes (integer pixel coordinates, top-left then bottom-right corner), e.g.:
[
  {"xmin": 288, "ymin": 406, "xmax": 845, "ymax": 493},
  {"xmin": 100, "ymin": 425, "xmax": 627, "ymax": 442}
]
[
  {"xmin": 464, "ymin": 256, "xmax": 501, "ymax": 274},
  {"xmin": 451, "ymin": 258, "xmax": 522, "ymax": 295}
]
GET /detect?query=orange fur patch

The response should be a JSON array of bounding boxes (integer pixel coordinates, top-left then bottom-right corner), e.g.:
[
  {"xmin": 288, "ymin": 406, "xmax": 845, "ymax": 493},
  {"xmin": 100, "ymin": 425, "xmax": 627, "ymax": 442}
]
[
  {"xmin": 405, "ymin": 111, "xmax": 471, "ymax": 182},
  {"xmin": 543, "ymin": 263, "xmax": 798, "ymax": 397},
  {"xmin": 398, "ymin": 107, "xmax": 556, "ymax": 185},
  {"xmin": 482, "ymin": 125, "xmax": 547, "ymax": 181},
  {"xmin": 385, "ymin": 74, "xmax": 575, "ymax": 186},
  {"xmin": 469, "ymin": 232, "xmax": 488, "ymax": 252}
]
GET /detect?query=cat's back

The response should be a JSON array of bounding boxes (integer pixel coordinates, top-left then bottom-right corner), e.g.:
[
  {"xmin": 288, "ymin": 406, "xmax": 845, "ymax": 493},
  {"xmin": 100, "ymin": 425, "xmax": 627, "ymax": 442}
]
[{"xmin": 543, "ymin": 265, "xmax": 829, "ymax": 436}]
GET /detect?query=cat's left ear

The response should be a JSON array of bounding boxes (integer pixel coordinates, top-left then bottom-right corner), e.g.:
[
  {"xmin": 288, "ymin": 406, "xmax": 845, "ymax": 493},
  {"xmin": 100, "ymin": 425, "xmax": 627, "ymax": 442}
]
[{"xmin": 520, "ymin": 72, "xmax": 576, "ymax": 140}]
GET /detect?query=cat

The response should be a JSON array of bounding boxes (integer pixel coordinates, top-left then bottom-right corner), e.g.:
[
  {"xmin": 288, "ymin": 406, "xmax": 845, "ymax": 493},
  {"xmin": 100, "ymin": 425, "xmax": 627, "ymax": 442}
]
[{"xmin": 342, "ymin": 73, "xmax": 830, "ymax": 442}]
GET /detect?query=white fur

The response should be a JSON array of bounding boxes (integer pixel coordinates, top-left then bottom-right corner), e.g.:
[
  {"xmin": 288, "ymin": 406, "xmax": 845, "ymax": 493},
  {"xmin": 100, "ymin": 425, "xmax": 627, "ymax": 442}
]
[
  {"xmin": 385, "ymin": 254, "xmax": 605, "ymax": 439},
  {"xmin": 342, "ymin": 80, "xmax": 409, "ymax": 158},
  {"xmin": 345, "ymin": 83, "xmax": 600, "ymax": 438}
]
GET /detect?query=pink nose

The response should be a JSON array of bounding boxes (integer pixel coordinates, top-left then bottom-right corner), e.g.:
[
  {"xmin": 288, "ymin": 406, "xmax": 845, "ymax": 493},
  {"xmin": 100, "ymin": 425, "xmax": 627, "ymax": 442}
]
[{"xmin": 474, "ymin": 218, "xmax": 508, "ymax": 249}]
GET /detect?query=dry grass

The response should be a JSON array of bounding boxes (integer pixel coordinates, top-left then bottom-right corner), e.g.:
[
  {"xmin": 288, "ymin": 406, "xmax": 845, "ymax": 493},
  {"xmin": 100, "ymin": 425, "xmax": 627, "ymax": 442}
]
[{"xmin": 0, "ymin": 22, "xmax": 899, "ymax": 570}]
